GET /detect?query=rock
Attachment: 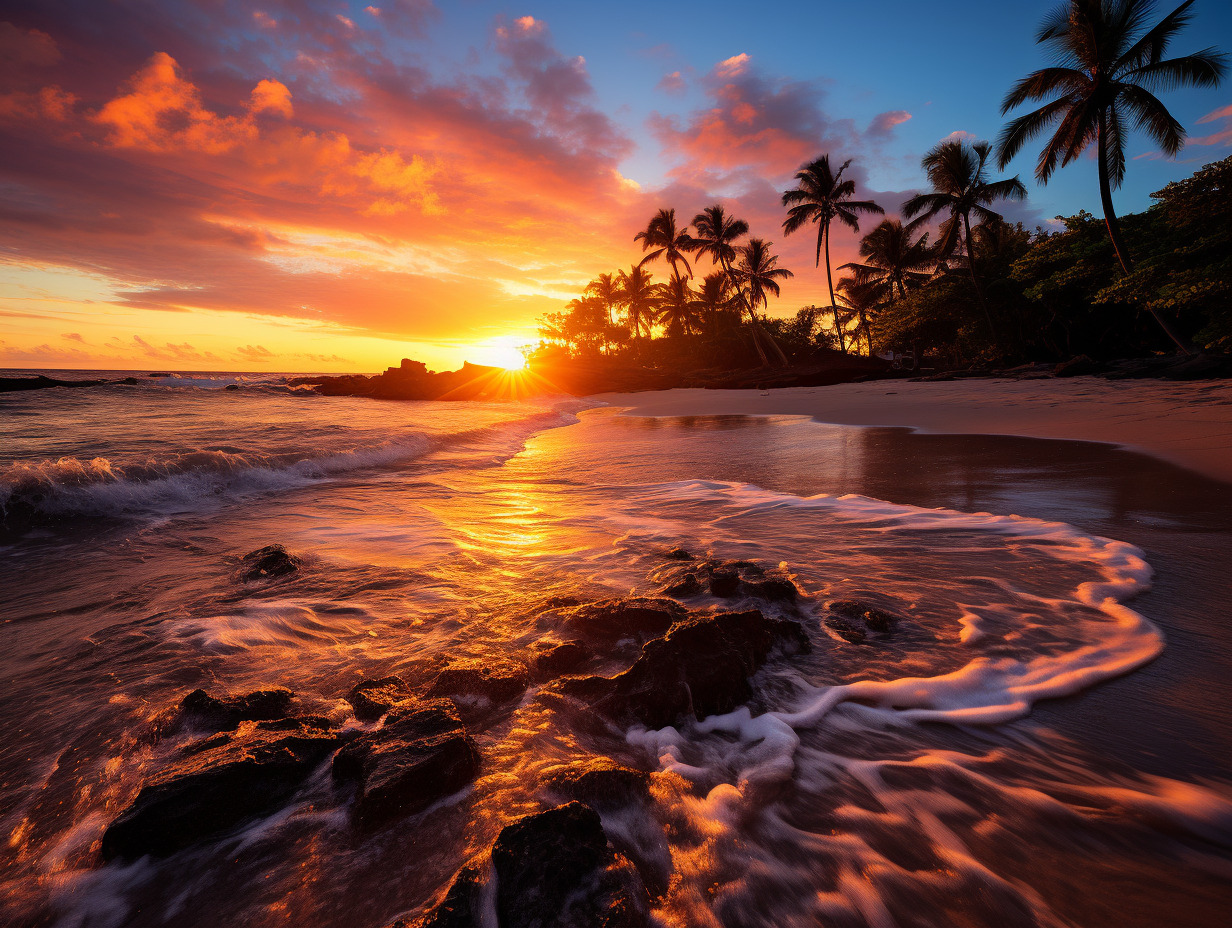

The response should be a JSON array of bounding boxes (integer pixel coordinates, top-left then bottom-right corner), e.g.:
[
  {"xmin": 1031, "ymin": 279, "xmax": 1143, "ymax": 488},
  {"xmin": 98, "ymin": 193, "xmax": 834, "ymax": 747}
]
[
  {"xmin": 744, "ymin": 577, "xmax": 799, "ymax": 602},
  {"xmin": 664, "ymin": 548, "xmax": 693, "ymax": 561},
  {"xmin": 172, "ymin": 687, "xmax": 295, "ymax": 734},
  {"xmin": 347, "ymin": 676, "xmax": 416, "ymax": 721},
  {"xmin": 492, "ymin": 803, "xmax": 650, "ymax": 928},
  {"xmin": 332, "ymin": 699, "xmax": 479, "ymax": 828},
  {"xmin": 531, "ymin": 642, "xmax": 591, "ymax": 682},
  {"xmin": 396, "ymin": 866, "xmax": 484, "ymax": 928},
  {"xmin": 224, "ymin": 383, "xmax": 240, "ymax": 391},
  {"xmin": 557, "ymin": 598, "xmax": 685, "ymax": 648},
  {"xmin": 425, "ymin": 659, "xmax": 530, "ymax": 712},
  {"xmin": 660, "ymin": 573, "xmax": 704, "ymax": 598},
  {"xmin": 539, "ymin": 595, "xmax": 581, "ymax": 611},
  {"xmin": 828, "ymin": 599, "xmax": 900, "ymax": 634},
  {"xmin": 236, "ymin": 544, "xmax": 301, "ymax": 581},
  {"xmin": 543, "ymin": 759, "xmax": 651, "ymax": 808},
  {"xmin": 101, "ymin": 722, "xmax": 340, "ymax": 860},
  {"xmin": 560, "ymin": 610, "xmax": 810, "ymax": 729},
  {"xmin": 1055, "ymin": 354, "xmax": 1102, "ymax": 377},
  {"xmin": 823, "ymin": 615, "xmax": 867, "ymax": 644},
  {"xmin": 707, "ymin": 569, "xmax": 741, "ymax": 597}
]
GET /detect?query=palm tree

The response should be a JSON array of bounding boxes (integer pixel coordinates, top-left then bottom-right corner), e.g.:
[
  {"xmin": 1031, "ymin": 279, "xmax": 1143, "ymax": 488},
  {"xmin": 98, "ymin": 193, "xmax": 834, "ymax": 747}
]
[
  {"xmin": 634, "ymin": 208, "xmax": 695, "ymax": 280},
  {"xmin": 835, "ymin": 277, "xmax": 883, "ymax": 355},
  {"xmin": 615, "ymin": 264, "xmax": 658, "ymax": 343},
  {"xmin": 994, "ymin": 0, "xmax": 1226, "ymax": 352},
  {"xmin": 781, "ymin": 154, "xmax": 884, "ymax": 352},
  {"xmin": 585, "ymin": 273, "xmax": 620, "ymax": 325},
  {"xmin": 902, "ymin": 139, "xmax": 1027, "ymax": 347},
  {"xmin": 692, "ymin": 272, "xmax": 739, "ymax": 332},
  {"xmin": 840, "ymin": 219, "xmax": 934, "ymax": 303},
  {"xmin": 734, "ymin": 239, "xmax": 793, "ymax": 366},
  {"xmin": 691, "ymin": 205, "xmax": 749, "ymax": 284},
  {"xmin": 655, "ymin": 275, "xmax": 699, "ymax": 337}
]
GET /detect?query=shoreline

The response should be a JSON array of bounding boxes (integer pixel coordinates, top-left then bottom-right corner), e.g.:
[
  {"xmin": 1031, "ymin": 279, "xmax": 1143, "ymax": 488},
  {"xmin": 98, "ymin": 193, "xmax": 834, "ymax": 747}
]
[{"xmin": 595, "ymin": 375, "xmax": 1232, "ymax": 486}]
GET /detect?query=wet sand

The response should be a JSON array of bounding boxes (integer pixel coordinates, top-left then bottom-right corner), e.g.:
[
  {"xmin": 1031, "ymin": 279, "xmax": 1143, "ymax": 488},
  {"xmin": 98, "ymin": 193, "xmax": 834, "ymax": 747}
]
[
  {"xmin": 589, "ymin": 394, "xmax": 1232, "ymax": 785},
  {"xmin": 580, "ymin": 406, "xmax": 1232, "ymax": 927},
  {"xmin": 598, "ymin": 377, "xmax": 1232, "ymax": 484}
]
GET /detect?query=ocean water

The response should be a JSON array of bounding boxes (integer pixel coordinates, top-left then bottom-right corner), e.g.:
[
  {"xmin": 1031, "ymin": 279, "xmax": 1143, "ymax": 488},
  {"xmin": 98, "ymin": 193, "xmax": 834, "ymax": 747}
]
[{"xmin": 2, "ymin": 371, "xmax": 1230, "ymax": 927}]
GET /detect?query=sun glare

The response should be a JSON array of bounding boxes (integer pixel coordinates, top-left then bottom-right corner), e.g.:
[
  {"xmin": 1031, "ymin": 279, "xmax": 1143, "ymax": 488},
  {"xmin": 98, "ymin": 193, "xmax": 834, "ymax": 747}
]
[{"xmin": 477, "ymin": 336, "xmax": 528, "ymax": 370}]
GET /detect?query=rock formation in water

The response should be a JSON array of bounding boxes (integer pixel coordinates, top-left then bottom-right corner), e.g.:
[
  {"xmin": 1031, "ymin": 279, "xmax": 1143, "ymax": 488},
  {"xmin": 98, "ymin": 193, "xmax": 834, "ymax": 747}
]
[{"xmin": 333, "ymin": 698, "xmax": 480, "ymax": 828}]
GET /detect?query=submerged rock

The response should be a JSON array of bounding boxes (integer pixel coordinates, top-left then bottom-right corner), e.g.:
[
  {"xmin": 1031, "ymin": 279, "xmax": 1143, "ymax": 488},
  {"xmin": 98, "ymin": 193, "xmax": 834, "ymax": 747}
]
[
  {"xmin": 660, "ymin": 573, "xmax": 704, "ymax": 598},
  {"xmin": 543, "ymin": 759, "xmax": 651, "ymax": 809},
  {"xmin": 101, "ymin": 721, "xmax": 340, "ymax": 860},
  {"xmin": 561, "ymin": 610, "xmax": 810, "ymax": 729},
  {"xmin": 172, "ymin": 687, "xmax": 295, "ymax": 734},
  {"xmin": 707, "ymin": 569, "xmax": 741, "ymax": 597},
  {"xmin": 332, "ymin": 698, "xmax": 479, "ymax": 828},
  {"xmin": 347, "ymin": 676, "xmax": 416, "ymax": 721},
  {"xmin": 426, "ymin": 659, "xmax": 530, "ymax": 717},
  {"xmin": 823, "ymin": 615, "xmax": 867, "ymax": 644},
  {"xmin": 656, "ymin": 558, "xmax": 801, "ymax": 605},
  {"xmin": 395, "ymin": 866, "xmax": 484, "ymax": 928},
  {"xmin": 492, "ymin": 802, "xmax": 650, "ymax": 928},
  {"xmin": 236, "ymin": 544, "xmax": 302, "ymax": 581},
  {"xmin": 828, "ymin": 599, "xmax": 900, "ymax": 634},
  {"xmin": 530, "ymin": 642, "xmax": 591, "ymax": 682},
  {"xmin": 664, "ymin": 547, "xmax": 693, "ymax": 561},
  {"xmin": 557, "ymin": 598, "xmax": 685, "ymax": 647}
]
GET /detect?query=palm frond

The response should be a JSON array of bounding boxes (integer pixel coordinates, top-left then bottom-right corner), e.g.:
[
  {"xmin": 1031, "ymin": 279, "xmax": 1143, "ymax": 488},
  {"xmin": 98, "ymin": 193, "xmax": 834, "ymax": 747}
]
[{"xmin": 1118, "ymin": 83, "xmax": 1186, "ymax": 156}]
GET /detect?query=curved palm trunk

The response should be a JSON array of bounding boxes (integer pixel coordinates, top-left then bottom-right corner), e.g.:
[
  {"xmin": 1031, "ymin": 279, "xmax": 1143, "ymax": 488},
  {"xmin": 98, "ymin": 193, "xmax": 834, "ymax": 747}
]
[
  {"xmin": 822, "ymin": 224, "xmax": 846, "ymax": 354},
  {"xmin": 962, "ymin": 212, "xmax": 998, "ymax": 351},
  {"xmin": 1097, "ymin": 116, "xmax": 1192, "ymax": 355}
]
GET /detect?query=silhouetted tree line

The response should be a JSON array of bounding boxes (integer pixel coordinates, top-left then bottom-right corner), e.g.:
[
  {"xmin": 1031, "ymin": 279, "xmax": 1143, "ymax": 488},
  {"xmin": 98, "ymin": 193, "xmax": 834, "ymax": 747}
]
[{"xmin": 537, "ymin": 0, "xmax": 1227, "ymax": 370}]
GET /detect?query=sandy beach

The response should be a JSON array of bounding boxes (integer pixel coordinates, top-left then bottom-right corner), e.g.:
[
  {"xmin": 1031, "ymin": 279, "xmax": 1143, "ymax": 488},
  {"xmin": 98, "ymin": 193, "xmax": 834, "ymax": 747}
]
[{"xmin": 599, "ymin": 376, "xmax": 1232, "ymax": 485}]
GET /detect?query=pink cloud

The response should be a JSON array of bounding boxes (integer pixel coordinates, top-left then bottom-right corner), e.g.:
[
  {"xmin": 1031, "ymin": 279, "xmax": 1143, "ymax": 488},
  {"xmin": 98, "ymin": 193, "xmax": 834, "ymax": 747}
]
[
  {"xmin": 867, "ymin": 110, "xmax": 912, "ymax": 138},
  {"xmin": 657, "ymin": 71, "xmax": 686, "ymax": 95}
]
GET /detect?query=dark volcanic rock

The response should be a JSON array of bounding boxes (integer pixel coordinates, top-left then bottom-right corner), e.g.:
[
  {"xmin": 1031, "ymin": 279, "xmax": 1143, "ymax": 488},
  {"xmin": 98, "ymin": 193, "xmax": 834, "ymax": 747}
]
[
  {"xmin": 664, "ymin": 548, "xmax": 693, "ymax": 561},
  {"xmin": 661, "ymin": 573, "xmax": 704, "ymax": 598},
  {"xmin": 347, "ymin": 676, "xmax": 416, "ymax": 721},
  {"xmin": 707, "ymin": 569, "xmax": 741, "ymax": 597},
  {"xmin": 396, "ymin": 866, "xmax": 484, "ymax": 928},
  {"xmin": 823, "ymin": 615, "xmax": 867, "ymax": 644},
  {"xmin": 426, "ymin": 659, "xmax": 530, "ymax": 710},
  {"xmin": 560, "ymin": 610, "xmax": 810, "ymax": 728},
  {"xmin": 543, "ymin": 759, "xmax": 651, "ymax": 809},
  {"xmin": 558, "ymin": 598, "xmax": 685, "ymax": 647},
  {"xmin": 744, "ymin": 577, "xmax": 800, "ymax": 602},
  {"xmin": 172, "ymin": 687, "xmax": 295, "ymax": 734},
  {"xmin": 828, "ymin": 599, "xmax": 900, "ymax": 634},
  {"xmin": 101, "ymin": 722, "xmax": 340, "ymax": 859},
  {"xmin": 237, "ymin": 544, "xmax": 302, "ymax": 581},
  {"xmin": 492, "ymin": 802, "xmax": 650, "ymax": 928},
  {"xmin": 332, "ymin": 699, "xmax": 479, "ymax": 827},
  {"xmin": 531, "ymin": 642, "xmax": 591, "ymax": 682}
]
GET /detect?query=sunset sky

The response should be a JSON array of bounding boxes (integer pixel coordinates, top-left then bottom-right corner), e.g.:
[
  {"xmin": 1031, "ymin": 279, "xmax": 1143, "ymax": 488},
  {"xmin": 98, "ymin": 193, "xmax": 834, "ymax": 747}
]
[{"xmin": 2, "ymin": 0, "xmax": 1230, "ymax": 373}]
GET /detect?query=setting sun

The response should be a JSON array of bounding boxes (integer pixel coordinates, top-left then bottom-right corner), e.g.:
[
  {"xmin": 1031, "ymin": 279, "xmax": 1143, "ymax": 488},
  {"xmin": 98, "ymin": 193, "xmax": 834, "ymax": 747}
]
[{"xmin": 474, "ymin": 335, "xmax": 529, "ymax": 371}]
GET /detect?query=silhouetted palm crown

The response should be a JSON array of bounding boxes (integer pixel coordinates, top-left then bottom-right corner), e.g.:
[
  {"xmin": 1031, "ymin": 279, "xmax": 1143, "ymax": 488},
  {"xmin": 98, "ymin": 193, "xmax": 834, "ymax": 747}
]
[
  {"xmin": 995, "ymin": 0, "xmax": 1226, "ymax": 188},
  {"xmin": 691, "ymin": 205, "xmax": 749, "ymax": 278},
  {"xmin": 634, "ymin": 208, "xmax": 695, "ymax": 280},
  {"xmin": 655, "ymin": 276, "xmax": 699, "ymax": 336},
  {"xmin": 903, "ymin": 140, "xmax": 1027, "ymax": 260},
  {"xmin": 735, "ymin": 239, "xmax": 793, "ymax": 314},
  {"xmin": 781, "ymin": 156, "xmax": 883, "ymax": 266},
  {"xmin": 840, "ymin": 219, "xmax": 934, "ymax": 301},
  {"xmin": 616, "ymin": 264, "xmax": 657, "ymax": 338}
]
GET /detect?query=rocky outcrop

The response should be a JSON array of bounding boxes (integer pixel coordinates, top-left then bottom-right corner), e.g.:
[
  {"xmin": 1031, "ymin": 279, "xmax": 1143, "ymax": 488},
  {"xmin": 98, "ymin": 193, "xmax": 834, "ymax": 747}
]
[
  {"xmin": 556, "ymin": 598, "xmax": 685, "ymax": 648},
  {"xmin": 559, "ymin": 609, "xmax": 810, "ymax": 728},
  {"xmin": 530, "ymin": 642, "xmax": 591, "ymax": 682},
  {"xmin": 425, "ymin": 659, "xmax": 530, "ymax": 723},
  {"xmin": 101, "ymin": 718, "xmax": 340, "ymax": 860},
  {"xmin": 655, "ymin": 558, "xmax": 801, "ymax": 604},
  {"xmin": 236, "ymin": 544, "xmax": 302, "ymax": 581},
  {"xmin": 827, "ymin": 599, "xmax": 901, "ymax": 635},
  {"xmin": 333, "ymin": 699, "xmax": 479, "ymax": 828},
  {"xmin": 171, "ymin": 687, "xmax": 295, "ymax": 734},
  {"xmin": 543, "ymin": 759, "xmax": 651, "ymax": 809},
  {"xmin": 347, "ymin": 676, "xmax": 417, "ymax": 721},
  {"xmin": 492, "ymin": 803, "xmax": 651, "ymax": 928}
]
